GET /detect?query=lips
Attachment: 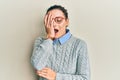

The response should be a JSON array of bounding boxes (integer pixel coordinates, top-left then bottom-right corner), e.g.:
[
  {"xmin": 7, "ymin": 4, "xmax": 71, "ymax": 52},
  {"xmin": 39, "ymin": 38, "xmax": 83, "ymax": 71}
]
[{"xmin": 54, "ymin": 29, "xmax": 59, "ymax": 33}]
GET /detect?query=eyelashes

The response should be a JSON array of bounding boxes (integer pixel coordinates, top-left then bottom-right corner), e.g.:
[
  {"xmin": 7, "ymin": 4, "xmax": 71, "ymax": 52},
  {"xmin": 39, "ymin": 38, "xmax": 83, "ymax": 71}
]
[{"xmin": 54, "ymin": 17, "xmax": 65, "ymax": 24}]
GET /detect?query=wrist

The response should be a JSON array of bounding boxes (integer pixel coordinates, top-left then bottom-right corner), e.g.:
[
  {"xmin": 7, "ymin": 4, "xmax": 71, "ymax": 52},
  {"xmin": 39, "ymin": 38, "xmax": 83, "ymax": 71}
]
[{"xmin": 46, "ymin": 35, "xmax": 54, "ymax": 40}]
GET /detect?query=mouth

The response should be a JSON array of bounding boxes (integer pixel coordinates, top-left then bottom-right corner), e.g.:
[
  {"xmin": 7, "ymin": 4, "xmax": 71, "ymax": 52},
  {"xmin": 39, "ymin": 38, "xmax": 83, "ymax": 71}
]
[{"xmin": 54, "ymin": 29, "xmax": 59, "ymax": 34}]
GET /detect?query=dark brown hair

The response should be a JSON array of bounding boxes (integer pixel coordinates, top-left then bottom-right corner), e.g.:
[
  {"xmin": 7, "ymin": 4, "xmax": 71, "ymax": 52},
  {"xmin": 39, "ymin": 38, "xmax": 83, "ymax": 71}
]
[{"xmin": 46, "ymin": 5, "xmax": 68, "ymax": 19}]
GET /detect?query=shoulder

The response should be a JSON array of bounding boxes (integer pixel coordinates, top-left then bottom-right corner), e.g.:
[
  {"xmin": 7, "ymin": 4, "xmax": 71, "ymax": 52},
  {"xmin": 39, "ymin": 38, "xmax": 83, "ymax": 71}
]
[
  {"xmin": 71, "ymin": 36, "xmax": 88, "ymax": 56},
  {"xmin": 70, "ymin": 36, "xmax": 88, "ymax": 53},
  {"xmin": 71, "ymin": 36, "xmax": 87, "ymax": 47}
]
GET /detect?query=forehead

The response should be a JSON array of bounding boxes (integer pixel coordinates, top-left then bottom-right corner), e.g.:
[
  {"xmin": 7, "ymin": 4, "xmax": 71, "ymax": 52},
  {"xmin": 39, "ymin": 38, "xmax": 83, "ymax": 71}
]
[{"xmin": 48, "ymin": 9, "xmax": 65, "ymax": 17}]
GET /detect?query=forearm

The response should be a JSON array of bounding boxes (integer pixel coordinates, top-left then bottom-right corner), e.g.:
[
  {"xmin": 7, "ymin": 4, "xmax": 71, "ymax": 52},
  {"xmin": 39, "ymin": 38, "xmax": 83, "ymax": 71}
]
[
  {"xmin": 56, "ymin": 73, "xmax": 90, "ymax": 80},
  {"xmin": 31, "ymin": 38, "xmax": 53, "ymax": 70}
]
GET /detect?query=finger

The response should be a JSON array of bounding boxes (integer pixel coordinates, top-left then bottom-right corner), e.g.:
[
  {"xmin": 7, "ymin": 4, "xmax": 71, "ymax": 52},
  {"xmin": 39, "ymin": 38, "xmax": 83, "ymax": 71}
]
[
  {"xmin": 42, "ymin": 67, "xmax": 53, "ymax": 72},
  {"xmin": 38, "ymin": 72, "xmax": 47, "ymax": 78},
  {"xmin": 45, "ymin": 13, "xmax": 50, "ymax": 28},
  {"xmin": 37, "ymin": 69, "xmax": 47, "ymax": 74},
  {"xmin": 41, "ymin": 69, "xmax": 48, "ymax": 73},
  {"xmin": 44, "ymin": 14, "xmax": 48, "ymax": 27},
  {"xmin": 36, "ymin": 70, "xmax": 41, "ymax": 74},
  {"xmin": 51, "ymin": 19, "xmax": 54, "ymax": 28},
  {"xmin": 49, "ymin": 15, "xmax": 53, "ymax": 27},
  {"xmin": 38, "ymin": 72, "xmax": 47, "ymax": 76},
  {"xmin": 37, "ymin": 71, "xmax": 47, "ymax": 76},
  {"xmin": 42, "ymin": 67, "xmax": 50, "ymax": 70},
  {"xmin": 46, "ymin": 13, "xmax": 50, "ymax": 28},
  {"xmin": 45, "ymin": 13, "xmax": 50, "ymax": 27},
  {"xmin": 47, "ymin": 14, "xmax": 52, "ymax": 28},
  {"xmin": 50, "ymin": 20, "xmax": 54, "ymax": 33},
  {"xmin": 46, "ymin": 13, "xmax": 50, "ymax": 23}
]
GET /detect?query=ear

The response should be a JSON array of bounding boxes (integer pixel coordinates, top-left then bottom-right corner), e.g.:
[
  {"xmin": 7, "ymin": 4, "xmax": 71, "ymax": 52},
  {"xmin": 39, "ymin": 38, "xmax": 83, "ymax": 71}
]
[{"xmin": 66, "ymin": 19, "xmax": 69, "ymax": 27}]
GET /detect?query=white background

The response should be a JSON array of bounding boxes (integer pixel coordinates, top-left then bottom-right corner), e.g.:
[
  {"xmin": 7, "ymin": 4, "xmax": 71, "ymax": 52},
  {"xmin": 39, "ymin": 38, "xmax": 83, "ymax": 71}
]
[{"xmin": 0, "ymin": 0, "xmax": 120, "ymax": 80}]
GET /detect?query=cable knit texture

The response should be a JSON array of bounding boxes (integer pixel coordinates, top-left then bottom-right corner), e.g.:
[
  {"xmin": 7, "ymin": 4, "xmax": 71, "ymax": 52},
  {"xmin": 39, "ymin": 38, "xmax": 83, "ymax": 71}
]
[{"xmin": 31, "ymin": 35, "xmax": 90, "ymax": 80}]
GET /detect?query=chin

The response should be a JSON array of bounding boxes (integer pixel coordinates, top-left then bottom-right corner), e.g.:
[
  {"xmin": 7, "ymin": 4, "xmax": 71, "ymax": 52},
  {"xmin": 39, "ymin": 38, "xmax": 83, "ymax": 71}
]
[{"xmin": 54, "ymin": 35, "xmax": 61, "ymax": 39}]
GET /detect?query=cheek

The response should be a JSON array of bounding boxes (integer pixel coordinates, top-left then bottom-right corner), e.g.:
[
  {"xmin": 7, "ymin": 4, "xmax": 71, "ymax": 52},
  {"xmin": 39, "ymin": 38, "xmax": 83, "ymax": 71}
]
[
  {"xmin": 59, "ymin": 23, "xmax": 67, "ymax": 31},
  {"xmin": 59, "ymin": 27, "xmax": 66, "ymax": 34},
  {"xmin": 59, "ymin": 22, "xmax": 67, "ymax": 28}
]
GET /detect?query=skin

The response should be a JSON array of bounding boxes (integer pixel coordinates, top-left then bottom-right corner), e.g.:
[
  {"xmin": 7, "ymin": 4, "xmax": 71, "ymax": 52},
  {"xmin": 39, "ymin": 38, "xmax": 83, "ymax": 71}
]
[
  {"xmin": 37, "ymin": 67, "xmax": 56, "ymax": 80},
  {"xmin": 45, "ymin": 9, "xmax": 69, "ymax": 40},
  {"xmin": 36, "ymin": 9, "xmax": 69, "ymax": 80}
]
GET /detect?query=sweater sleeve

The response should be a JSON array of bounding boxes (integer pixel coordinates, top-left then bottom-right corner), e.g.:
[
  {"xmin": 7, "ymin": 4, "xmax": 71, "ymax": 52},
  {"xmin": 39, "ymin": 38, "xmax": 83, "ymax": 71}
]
[
  {"xmin": 31, "ymin": 37, "xmax": 53, "ymax": 70},
  {"xmin": 56, "ymin": 41, "xmax": 90, "ymax": 80}
]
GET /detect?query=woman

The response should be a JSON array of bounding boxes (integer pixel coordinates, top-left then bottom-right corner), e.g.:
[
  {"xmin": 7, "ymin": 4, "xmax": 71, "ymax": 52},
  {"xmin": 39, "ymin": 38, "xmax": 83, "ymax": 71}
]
[{"xmin": 31, "ymin": 5, "xmax": 90, "ymax": 80}]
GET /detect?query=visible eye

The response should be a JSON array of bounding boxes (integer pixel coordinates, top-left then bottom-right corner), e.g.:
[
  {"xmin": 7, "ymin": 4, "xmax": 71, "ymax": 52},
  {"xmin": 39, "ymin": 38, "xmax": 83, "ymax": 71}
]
[
  {"xmin": 55, "ymin": 17, "xmax": 64, "ymax": 24},
  {"xmin": 56, "ymin": 18, "xmax": 62, "ymax": 22}
]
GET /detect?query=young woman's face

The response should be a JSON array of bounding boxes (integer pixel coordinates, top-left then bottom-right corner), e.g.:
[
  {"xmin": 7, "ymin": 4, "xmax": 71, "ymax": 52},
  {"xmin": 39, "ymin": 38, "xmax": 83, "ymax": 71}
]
[{"xmin": 46, "ymin": 9, "xmax": 69, "ymax": 39}]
